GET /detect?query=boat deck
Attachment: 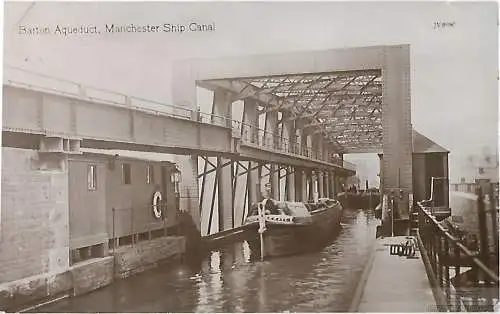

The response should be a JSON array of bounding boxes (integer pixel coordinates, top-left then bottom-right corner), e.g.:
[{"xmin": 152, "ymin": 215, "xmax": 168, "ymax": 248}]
[{"xmin": 350, "ymin": 236, "xmax": 437, "ymax": 312}]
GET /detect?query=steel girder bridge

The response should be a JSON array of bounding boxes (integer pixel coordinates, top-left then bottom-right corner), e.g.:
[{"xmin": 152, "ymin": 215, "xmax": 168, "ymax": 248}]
[{"xmin": 174, "ymin": 45, "xmax": 412, "ymax": 237}]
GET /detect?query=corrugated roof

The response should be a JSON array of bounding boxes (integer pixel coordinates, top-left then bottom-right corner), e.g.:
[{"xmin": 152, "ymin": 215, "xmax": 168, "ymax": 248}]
[{"xmin": 412, "ymin": 129, "xmax": 449, "ymax": 153}]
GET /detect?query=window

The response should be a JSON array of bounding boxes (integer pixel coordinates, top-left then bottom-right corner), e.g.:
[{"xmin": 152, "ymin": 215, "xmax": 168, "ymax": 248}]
[
  {"xmin": 88, "ymin": 165, "xmax": 97, "ymax": 190},
  {"xmin": 146, "ymin": 164, "xmax": 154, "ymax": 184},
  {"xmin": 122, "ymin": 163, "xmax": 131, "ymax": 185}
]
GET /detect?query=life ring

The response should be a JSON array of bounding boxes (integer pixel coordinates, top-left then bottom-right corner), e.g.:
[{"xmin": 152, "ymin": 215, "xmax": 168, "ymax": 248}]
[{"xmin": 152, "ymin": 191, "xmax": 162, "ymax": 219}]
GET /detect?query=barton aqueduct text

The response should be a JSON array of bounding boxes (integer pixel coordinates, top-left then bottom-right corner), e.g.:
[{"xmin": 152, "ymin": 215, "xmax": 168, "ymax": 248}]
[{"xmin": 18, "ymin": 22, "xmax": 216, "ymax": 36}]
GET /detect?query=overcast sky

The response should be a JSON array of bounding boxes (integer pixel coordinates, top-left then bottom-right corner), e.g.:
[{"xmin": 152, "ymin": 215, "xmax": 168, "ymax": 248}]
[{"xmin": 3, "ymin": 1, "xmax": 498, "ymax": 182}]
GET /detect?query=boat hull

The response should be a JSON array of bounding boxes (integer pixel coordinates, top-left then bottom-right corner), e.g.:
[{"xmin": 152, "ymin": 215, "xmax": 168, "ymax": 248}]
[{"xmin": 244, "ymin": 203, "xmax": 343, "ymax": 258}]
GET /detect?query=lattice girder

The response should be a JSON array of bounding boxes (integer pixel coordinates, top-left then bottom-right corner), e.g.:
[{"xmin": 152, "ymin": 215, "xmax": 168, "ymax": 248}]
[{"xmin": 202, "ymin": 68, "xmax": 384, "ymax": 153}]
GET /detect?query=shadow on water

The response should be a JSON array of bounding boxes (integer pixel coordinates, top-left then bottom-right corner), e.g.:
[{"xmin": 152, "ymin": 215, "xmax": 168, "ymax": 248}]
[{"xmin": 34, "ymin": 208, "xmax": 378, "ymax": 313}]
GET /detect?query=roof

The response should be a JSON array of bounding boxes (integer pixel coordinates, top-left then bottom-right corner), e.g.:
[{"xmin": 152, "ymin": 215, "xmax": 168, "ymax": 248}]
[{"xmin": 412, "ymin": 130, "xmax": 449, "ymax": 154}]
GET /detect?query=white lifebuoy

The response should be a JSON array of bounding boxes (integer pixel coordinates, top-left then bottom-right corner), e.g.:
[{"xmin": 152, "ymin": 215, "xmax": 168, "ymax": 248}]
[{"xmin": 152, "ymin": 191, "xmax": 162, "ymax": 219}]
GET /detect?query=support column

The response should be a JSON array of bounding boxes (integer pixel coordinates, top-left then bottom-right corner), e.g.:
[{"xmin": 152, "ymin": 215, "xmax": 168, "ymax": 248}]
[
  {"xmin": 283, "ymin": 114, "xmax": 296, "ymax": 154},
  {"xmin": 307, "ymin": 170, "xmax": 313, "ymax": 201},
  {"xmin": 212, "ymin": 88, "xmax": 233, "ymax": 127},
  {"xmin": 331, "ymin": 172, "xmax": 337, "ymax": 197},
  {"xmin": 286, "ymin": 166, "xmax": 296, "ymax": 201},
  {"xmin": 243, "ymin": 98, "xmax": 258, "ymax": 144},
  {"xmin": 301, "ymin": 169, "xmax": 308, "ymax": 201},
  {"xmin": 248, "ymin": 162, "xmax": 260, "ymax": 205},
  {"xmin": 217, "ymin": 157, "xmax": 233, "ymax": 231},
  {"xmin": 312, "ymin": 171, "xmax": 319, "ymax": 202},
  {"xmin": 244, "ymin": 99, "xmax": 260, "ymax": 206},
  {"xmin": 271, "ymin": 164, "xmax": 280, "ymax": 200},
  {"xmin": 382, "ymin": 46, "xmax": 413, "ymax": 196},
  {"xmin": 294, "ymin": 167, "xmax": 303, "ymax": 202},
  {"xmin": 265, "ymin": 111, "xmax": 279, "ymax": 150},
  {"xmin": 318, "ymin": 171, "xmax": 324, "ymax": 198},
  {"xmin": 325, "ymin": 172, "xmax": 330, "ymax": 199},
  {"xmin": 300, "ymin": 128, "xmax": 309, "ymax": 157},
  {"xmin": 213, "ymin": 90, "xmax": 234, "ymax": 231}
]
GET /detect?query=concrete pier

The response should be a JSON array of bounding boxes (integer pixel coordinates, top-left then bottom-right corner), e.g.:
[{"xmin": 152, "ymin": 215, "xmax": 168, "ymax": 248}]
[{"xmin": 350, "ymin": 236, "xmax": 436, "ymax": 312}]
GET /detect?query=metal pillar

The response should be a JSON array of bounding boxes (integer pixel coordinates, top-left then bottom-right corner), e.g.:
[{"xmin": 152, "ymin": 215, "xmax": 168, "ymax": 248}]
[
  {"xmin": 381, "ymin": 46, "xmax": 413, "ymax": 195},
  {"xmin": 318, "ymin": 171, "xmax": 324, "ymax": 198},
  {"xmin": 264, "ymin": 111, "xmax": 280, "ymax": 200},
  {"xmin": 300, "ymin": 127, "xmax": 309, "ymax": 157},
  {"xmin": 312, "ymin": 171, "xmax": 319, "ymax": 202},
  {"xmin": 283, "ymin": 114, "xmax": 296, "ymax": 154},
  {"xmin": 294, "ymin": 167, "xmax": 303, "ymax": 202},
  {"xmin": 270, "ymin": 164, "xmax": 280, "ymax": 200},
  {"xmin": 307, "ymin": 170, "xmax": 313, "ymax": 201},
  {"xmin": 213, "ymin": 89, "xmax": 234, "ymax": 231},
  {"xmin": 325, "ymin": 172, "xmax": 330, "ymax": 199},
  {"xmin": 301, "ymin": 169, "xmax": 308, "ymax": 201},
  {"xmin": 286, "ymin": 166, "xmax": 296, "ymax": 201},
  {"xmin": 248, "ymin": 162, "xmax": 260, "ymax": 205},
  {"xmin": 265, "ymin": 111, "xmax": 278, "ymax": 150},
  {"xmin": 212, "ymin": 88, "xmax": 232, "ymax": 126},
  {"xmin": 244, "ymin": 99, "xmax": 260, "ymax": 205},
  {"xmin": 217, "ymin": 157, "xmax": 233, "ymax": 231}
]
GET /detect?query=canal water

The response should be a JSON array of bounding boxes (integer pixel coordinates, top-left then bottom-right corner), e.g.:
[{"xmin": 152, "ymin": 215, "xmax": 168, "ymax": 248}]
[{"xmin": 35, "ymin": 208, "xmax": 378, "ymax": 313}]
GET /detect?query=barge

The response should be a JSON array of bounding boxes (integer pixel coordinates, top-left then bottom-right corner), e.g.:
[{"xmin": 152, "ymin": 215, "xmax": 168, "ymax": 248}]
[{"xmin": 242, "ymin": 198, "xmax": 343, "ymax": 258}]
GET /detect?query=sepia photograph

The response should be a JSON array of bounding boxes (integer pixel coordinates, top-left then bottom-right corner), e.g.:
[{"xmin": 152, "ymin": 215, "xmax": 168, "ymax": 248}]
[{"xmin": 0, "ymin": 1, "xmax": 498, "ymax": 312}]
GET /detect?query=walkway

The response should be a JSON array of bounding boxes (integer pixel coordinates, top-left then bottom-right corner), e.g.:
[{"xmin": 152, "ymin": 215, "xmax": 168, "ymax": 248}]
[{"xmin": 352, "ymin": 236, "xmax": 437, "ymax": 312}]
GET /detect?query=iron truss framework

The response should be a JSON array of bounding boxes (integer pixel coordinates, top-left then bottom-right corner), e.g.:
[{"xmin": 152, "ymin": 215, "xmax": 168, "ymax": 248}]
[{"xmin": 203, "ymin": 69, "xmax": 383, "ymax": 153}]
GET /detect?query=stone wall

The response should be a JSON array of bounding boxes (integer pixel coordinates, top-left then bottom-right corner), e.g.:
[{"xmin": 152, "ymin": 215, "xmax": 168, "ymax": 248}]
[
  {"xmin": 114, "ymin": 236, "xmax": 185, "ymax": 278},
  {"xmin": 0, "ymin": 147, "xmax": 70, "ymax": 283},
  {"xmin": 71, "ymin": 257, "xmax": 114, "ymax": 296}
]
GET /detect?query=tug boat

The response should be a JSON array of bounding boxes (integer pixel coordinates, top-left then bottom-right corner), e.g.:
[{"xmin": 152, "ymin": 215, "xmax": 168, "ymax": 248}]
[{"xmin": 242, "ymin": 198, "xmax": 343, "ymax": 258}]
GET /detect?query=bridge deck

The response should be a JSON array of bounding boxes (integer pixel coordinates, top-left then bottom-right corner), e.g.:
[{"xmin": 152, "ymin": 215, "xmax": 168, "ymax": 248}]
[{"xmin": 352, "ymin": 236, "xmax": 437, "ymax": 312}]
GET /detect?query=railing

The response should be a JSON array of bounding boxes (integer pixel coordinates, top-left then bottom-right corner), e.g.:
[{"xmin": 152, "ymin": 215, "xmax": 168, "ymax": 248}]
[
  {"xmin": 234, "ymin": 120, "xmax": 356, "ymax": 170},
  {"xmin": 4, "ymin": 65, "xmax": 357, "ymax": 171},
  {"xmin": 4, "ymin": 65, "xmax": 233, "ymax": 128},
  {"xmin": 417, "ymin": 186, "xmax": 499, "ymax": 311},
  {"xmin": 110, "ymin": 203, "xmax": 170, "ymax": 250},
  {"xmin": 452, "ymin": 182, "xmax": 500, "ymax": 196}
]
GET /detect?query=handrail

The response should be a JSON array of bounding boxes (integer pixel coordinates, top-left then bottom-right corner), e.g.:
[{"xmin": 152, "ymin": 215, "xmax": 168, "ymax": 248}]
[
  {"xmin": 4, "ymin": 65, "xmax": 356, "ymax": 171},
  {"xmin": 419, "ymin": 203, "xmax": 499, "ymax": 282},
  {"xmin": 417, "ymin": 197, "xmax": 499, "ymax": 312}
]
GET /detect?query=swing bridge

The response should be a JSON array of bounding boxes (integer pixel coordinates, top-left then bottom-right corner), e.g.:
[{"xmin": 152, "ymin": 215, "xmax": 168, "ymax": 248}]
[{"xmin": 2, "ymin": 44, "xmax": 498, "ymax": 312}]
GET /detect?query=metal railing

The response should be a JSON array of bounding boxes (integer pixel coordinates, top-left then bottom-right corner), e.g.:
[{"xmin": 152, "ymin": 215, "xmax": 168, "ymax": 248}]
[
  {"xmin": 110, "ymin": 203, "xmax": 169, "ymax": 250},
  {"xmin": 4, "ymin": 65, "xmax": 357, "ymax": 171},
  {"xmin": 233, "ymin": 120, "xmax": 356, "ymax": 170},
  {"xmin": 452, "ymin": 182, "xmax": 500, "ymax": 196},
  {"xmin": 417, "ymin": 186, "xmax": 499, "ymax": 311},
  {"xmin": 4, "ymin": 65, "xmax": 233, "ymax": 128}
]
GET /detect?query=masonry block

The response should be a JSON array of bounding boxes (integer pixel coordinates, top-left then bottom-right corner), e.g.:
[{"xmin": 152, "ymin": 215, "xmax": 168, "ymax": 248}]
[
  {"xmin": 70, "ymin": 256, "xmax": 114, "ymax": 296},
  {"xmin": 113, "ymin": 236, "xmax": 186, "ymax": 279}
]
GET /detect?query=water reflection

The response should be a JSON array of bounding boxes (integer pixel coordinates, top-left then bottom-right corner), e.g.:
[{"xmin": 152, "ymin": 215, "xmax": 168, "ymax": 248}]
[{"xmin": 35, "ymin": 208, "xmax": 378, "ymax": 313}]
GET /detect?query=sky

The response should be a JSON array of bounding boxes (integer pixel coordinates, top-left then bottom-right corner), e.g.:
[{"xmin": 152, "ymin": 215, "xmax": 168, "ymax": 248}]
[{"xmin": 3, "ymin": 1, "xmax": 498, "ymax": 183}]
